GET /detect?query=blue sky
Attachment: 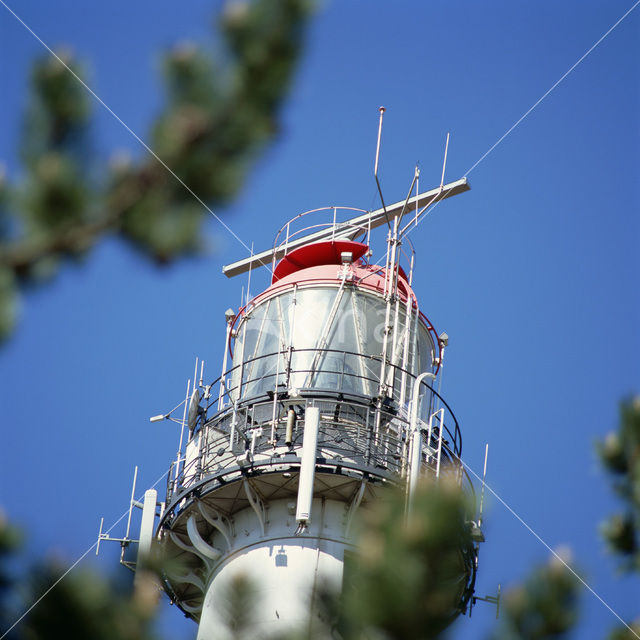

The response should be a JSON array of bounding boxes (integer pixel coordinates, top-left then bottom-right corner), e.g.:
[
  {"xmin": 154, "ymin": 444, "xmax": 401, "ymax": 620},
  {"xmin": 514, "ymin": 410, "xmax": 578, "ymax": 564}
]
[{"xmin": 1, "ymin": 1, "xmax": 639, "ymax": 638}]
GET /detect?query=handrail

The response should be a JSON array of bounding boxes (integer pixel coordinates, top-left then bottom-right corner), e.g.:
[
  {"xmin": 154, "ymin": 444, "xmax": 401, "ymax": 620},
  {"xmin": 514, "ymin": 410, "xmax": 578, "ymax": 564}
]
[
  {"xmin": 167, "ymin": 371, "xmax": 464, "ymax": 503},
  {"xmin": 196, "ymin": 347, "xmax": 462, "ymax": 455},
  {"xmin": 272, "ymin": 206, "xmax": 369, "ymax": 254},
  {"xmin": 164, "ymin": 345, "xmax": 467, "ymax": 507}
]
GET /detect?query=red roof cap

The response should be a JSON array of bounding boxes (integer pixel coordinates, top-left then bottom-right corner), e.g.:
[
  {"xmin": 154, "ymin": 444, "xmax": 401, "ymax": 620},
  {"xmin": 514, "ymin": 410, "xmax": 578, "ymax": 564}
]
[{"xmin": 272, "ymin": 240, "xmax": 369, "ymax": 284}]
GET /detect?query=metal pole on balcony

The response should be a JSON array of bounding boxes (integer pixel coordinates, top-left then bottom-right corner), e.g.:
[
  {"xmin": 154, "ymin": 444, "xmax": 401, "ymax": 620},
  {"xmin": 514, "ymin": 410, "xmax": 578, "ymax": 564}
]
[{"xmin": 408, "ymin": 372, "xmax": 436, "ymax": 513}]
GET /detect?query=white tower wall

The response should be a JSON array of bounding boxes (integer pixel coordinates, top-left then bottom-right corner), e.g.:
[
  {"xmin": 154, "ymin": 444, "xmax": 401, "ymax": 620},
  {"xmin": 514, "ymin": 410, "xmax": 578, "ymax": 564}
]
[{"xmin": 197, "ymin": 498, "xmax": 347, "ymax": 640}]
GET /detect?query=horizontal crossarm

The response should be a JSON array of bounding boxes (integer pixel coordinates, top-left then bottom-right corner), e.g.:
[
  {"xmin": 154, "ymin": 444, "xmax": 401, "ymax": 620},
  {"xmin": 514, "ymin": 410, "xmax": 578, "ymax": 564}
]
[{"xmin": 222, "ymin": 177, "xmax": 470, "ymax": 278}]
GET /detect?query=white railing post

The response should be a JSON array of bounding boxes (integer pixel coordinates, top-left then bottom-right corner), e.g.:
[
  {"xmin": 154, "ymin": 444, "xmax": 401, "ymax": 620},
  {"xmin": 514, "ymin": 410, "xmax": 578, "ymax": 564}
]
[
  {"xmin": 435, "ymin": 408, "xmax": 445, "ymax": 479},
  {"xmin": 408, "ymin": 372, "xmax": 436, "ymax": 513}
]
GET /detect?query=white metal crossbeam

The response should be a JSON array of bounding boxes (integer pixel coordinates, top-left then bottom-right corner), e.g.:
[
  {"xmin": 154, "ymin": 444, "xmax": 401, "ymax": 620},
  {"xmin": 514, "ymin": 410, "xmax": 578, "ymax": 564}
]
[{"xmin": 222, "ymin": 177, "xmax": 470, "ymax": 278}]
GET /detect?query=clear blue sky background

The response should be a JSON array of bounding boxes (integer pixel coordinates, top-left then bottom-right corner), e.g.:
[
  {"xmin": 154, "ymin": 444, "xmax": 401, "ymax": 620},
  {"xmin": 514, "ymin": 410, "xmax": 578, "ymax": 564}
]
[{"xmin": 1, "ymin": 1, "xmax": 638, "ymax": 638}]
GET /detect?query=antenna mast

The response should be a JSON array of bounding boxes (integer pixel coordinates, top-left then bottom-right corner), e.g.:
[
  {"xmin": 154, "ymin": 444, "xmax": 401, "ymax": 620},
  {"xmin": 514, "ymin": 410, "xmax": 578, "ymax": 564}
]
[{"xmin": 374, "ymin": 106, "xmax": 390, "ymax": 227}]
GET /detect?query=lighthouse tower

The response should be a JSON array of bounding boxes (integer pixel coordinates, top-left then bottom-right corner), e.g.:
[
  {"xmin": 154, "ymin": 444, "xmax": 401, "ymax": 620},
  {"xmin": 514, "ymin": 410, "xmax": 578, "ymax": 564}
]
[{"xmin": 140, "ymin": 177, "xmax": 480, "ymax": 638}]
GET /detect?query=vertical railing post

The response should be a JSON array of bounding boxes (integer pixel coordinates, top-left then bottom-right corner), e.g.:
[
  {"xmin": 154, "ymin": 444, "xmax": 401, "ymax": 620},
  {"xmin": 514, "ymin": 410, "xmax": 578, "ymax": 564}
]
[
  {"xmin": 175, "ymin": 380, "xmax": 191, "ymax": 483},
  {"xmin": 435, "ymin": 408, "xmax": 445, "ymax": 479},
  {"xmin": 407, "ymin": 372, "xmax": 436, "ymax": 514}
]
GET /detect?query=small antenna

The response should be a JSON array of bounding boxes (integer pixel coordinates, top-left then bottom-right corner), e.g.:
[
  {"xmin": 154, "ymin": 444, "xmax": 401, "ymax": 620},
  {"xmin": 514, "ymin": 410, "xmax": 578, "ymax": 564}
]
[
  {"xmin": 398, "ymin": 165, "xmax": 420, "ymax": 222},
  {"xmin": 413, "ymin": 168, "xmax": 419, "ymax": 228},
  {"xmin": 374, "ymin": 106, "xmax": 385, "ymax": 177},
  {"xmin": 96, "ymin": 467, "xmax": 138, "ymax": 557},
  {"xmin": 398, "ymin": 132, "xmax": 454, "ymax": 239},
  {"xmin": 246, "ymin": 242, "xmax": 254, "ymax": 306},
  {"xmin": 479, "ymin": 443, "xmax": 489, "ymax": 526},
  {"xmin": 440, "ymin": 132, "xmax": 450, "ymax": 188},
  {"xmin": 373, "ymin": 106, "xmax": 391, "ymax": 228},
  {"xmin": 471, "ymin": 584, "xmax": 501, "ymax": 619},
  {"xmin": 125, "ymin": 465, "xmax": 139, "ymax": 542},
  {"xmin": 96, "ymin": 517, "xmax": 104, "ymax": 555},
  {"xmin": 199, "ymin": 360, "xmax": 205, "ymax": 388},
  {"xmin": 193, "ymin": 357, "xmax": 199, "ymax": 392},
  {"xmin": 175, "ymin": 380, "xmax": 191, "ymax": 481},
  {"xmin": 95, "ymin": 466, "xmax": 152, "ymax": 572}
]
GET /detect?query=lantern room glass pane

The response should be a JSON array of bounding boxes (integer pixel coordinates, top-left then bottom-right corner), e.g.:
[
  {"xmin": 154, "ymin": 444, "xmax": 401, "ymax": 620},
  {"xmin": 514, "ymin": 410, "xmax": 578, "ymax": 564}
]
[
  {"xmin": 229, "ymin": 285, "xmax": 432, "ymax": 404},
  {"xmin": 415, "ymin": 324, "xmax": 435, "ymax": 378}
]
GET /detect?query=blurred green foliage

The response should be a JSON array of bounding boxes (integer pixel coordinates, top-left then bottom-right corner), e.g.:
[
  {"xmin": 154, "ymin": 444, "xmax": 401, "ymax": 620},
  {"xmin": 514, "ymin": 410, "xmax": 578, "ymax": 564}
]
[
  {"xmin": 0, "ymin": 0, "xmax": 312, "ymax": 343},
  {"xmin": 597, "ymin": 397, "xmax": 640, "ymax": 569},
  {"xmin": 597, "ymin": 397, "xmax": 640, "ymax": 638},
  {"xmin": 218, "ymin": 574, "xmax": 259, "ymax": 640},
  {"xmin": 0, "ymin": 511, "xmax": 23, "ymax": 625},
  {"xmin": 0, "ymin": 479, "xmax": 479, "ymax": 640},
  {"xmin": 488, "ymin": 554, "xmax": 580, "ymax": 640},
  {"xmin": 336, "ymin": 478, "xmax": 477, "ymax": 640},
  {"xmin": 608, "ymin": 621, "xmax": 640, "ymax": 640},
  {"xmin": 0, "ymin": 513, "xmax": 161, "ymax": 640},
  {"xmin": 18, "ymin": 565, "xmax": 157, "ymax": 640},
  {"xmin": 263, "ymin": 478, "xmax": 478, "ymax": 640}
]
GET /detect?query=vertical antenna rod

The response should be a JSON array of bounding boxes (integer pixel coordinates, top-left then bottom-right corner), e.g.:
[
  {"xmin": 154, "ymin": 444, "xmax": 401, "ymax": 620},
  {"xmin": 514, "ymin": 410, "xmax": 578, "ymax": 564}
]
[
  {"xmin": 440, "ymin": 132, "xmax": 450, "ymax": 188},
  {"xmin": 373, "ymin": 106, "xmax": 390, "ymax": 227},
  {"xmin": 246, "ymin": 242, "xmax": 254, "ymax": 306},
  {"xmin": 193, "ymin": 358, "xmax": 199, "ymax": 392},
  {"xmin": 374, "ymin": 106, "xmax": 386, "ymax": 176},
  {"xmin": 479, "ymin": 443, "xmax": 489, "ymax": 526},
  {"xmin": 175, "ymin": 380, "xmax": 191, "ymax": 481},
  {"xmin": 398, "ymin": 132, "xmax": 454, "ymax": 238},
  {"xmin": 125, "ymin": 466, "xmax": 139, "ymax": 541}
]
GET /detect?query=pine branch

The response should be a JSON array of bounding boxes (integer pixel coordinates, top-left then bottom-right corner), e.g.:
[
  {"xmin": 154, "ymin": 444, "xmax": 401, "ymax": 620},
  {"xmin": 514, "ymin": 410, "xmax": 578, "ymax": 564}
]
[{"xmin": 0, "ymin": 0, "xmax": 313, "ymax": 343}]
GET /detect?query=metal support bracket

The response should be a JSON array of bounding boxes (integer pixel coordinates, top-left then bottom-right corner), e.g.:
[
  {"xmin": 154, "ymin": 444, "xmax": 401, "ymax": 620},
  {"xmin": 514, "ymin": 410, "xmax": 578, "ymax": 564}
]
[
  {"xmin": 165, "ymin": 568, "xmax": 207, "ymax": 594},
  {"xmin": 197, "ymin": 501, "xmax": 233, "ymax": 548},
  {"xmin": 345, "ymin": 481, "xmax": 367, "ymax": 537},
  {"xmin": 168, "ymin": 530, "xmax": 214, "ymax": 572},
  {"xmin": 186, "ymin": 514, "xmax": 223, "ymax": 561},
  {"xmin": 471, "ymin": 584, "xmax": 501, "ymax": 619},
  {"xmin": 181, "ymin": 601, "xmax": 204, "ymax": 616},
  {"xmin": 243, "ymin": 479, "xmax": 266, "ymax": 536}
]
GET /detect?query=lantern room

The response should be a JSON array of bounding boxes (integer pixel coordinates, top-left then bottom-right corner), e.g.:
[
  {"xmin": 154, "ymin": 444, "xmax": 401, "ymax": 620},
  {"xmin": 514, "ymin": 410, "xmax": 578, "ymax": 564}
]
[{"xmin": 227, "ymin": 239, "xmax": 439, "ymax": 410}]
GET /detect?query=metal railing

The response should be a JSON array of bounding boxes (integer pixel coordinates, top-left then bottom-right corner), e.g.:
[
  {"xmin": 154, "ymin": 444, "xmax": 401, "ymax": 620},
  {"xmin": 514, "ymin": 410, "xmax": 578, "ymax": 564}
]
[
  {"xmin": 212, "ymin": 348, "xmax": 462, "ymax": 453},
  {"xmin": 165, "ymin": 349, "xmax": 465, "ymax": 506}
]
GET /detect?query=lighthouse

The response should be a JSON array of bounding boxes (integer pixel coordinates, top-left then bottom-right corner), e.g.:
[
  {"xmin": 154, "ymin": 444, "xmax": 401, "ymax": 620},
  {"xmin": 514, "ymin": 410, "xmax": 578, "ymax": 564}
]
[{"xmin": 121, "ymin": 174, "xmax": 482, "ymax": 638}]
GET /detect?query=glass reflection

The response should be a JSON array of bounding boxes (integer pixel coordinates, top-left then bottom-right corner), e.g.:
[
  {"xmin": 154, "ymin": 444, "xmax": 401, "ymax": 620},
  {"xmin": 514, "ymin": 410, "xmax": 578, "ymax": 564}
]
[{"xmin": 230, "ymin": 286, "xmax": 434, "ymax": 403}]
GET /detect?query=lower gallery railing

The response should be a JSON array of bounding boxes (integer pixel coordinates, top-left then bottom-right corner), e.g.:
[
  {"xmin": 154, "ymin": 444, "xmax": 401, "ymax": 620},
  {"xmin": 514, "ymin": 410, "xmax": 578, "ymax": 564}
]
[{"xmin": 166, "ymin": 387, "xmax": 471, "ymax": 509}]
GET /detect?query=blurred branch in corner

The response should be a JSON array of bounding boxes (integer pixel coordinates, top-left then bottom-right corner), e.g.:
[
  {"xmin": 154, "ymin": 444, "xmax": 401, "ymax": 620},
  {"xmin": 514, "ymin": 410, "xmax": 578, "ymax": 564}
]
[{"xmin": 0, "ymin": 0, "xmax": 313, "ymax": 344}]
